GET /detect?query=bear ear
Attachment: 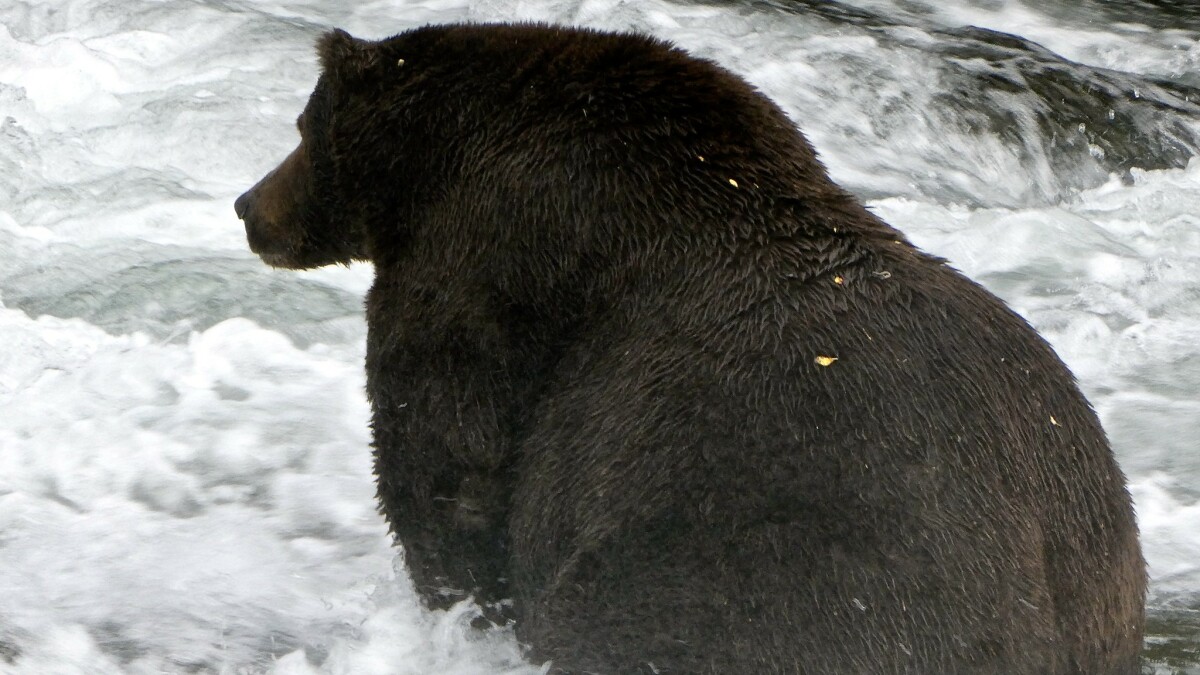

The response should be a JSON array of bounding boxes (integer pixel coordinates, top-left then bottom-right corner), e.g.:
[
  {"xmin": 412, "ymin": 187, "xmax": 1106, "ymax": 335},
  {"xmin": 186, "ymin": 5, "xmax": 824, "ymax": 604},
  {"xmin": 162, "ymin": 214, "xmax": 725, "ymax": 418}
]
[{"xmin": 318, "ymin": 28, "xmax": 379, "ymax": 86}]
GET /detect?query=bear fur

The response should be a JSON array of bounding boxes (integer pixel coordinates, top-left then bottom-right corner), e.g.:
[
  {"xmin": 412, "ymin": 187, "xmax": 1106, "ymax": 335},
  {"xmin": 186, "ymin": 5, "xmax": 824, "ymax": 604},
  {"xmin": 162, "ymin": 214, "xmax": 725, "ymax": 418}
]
[{"xmin": 235, "ymin": 22, "xmax": 1146, "ymax": 674}]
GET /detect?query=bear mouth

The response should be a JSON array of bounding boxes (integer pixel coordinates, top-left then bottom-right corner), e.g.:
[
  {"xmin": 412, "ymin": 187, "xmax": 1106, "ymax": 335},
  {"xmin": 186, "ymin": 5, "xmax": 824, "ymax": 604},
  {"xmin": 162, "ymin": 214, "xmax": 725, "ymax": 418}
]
[{"xmin": 256, "ymin": 251, "xmax": 297, "ymax": 268}]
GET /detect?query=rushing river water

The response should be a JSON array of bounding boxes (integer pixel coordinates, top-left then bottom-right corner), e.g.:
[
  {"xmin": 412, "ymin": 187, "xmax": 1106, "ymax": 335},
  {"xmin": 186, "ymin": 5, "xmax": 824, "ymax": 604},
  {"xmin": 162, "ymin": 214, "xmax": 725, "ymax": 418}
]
[{"xmin": 1, "ymin": 0, "xmax": 1197, "ymax": 672}]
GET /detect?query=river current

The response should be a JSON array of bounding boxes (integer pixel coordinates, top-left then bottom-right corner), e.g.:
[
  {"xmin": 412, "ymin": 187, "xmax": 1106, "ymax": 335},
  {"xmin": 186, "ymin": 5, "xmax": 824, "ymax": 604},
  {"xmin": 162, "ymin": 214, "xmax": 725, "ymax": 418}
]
[{"xmin": 1, "ymin": 0, "xmax": 1197, "ymax": 672}]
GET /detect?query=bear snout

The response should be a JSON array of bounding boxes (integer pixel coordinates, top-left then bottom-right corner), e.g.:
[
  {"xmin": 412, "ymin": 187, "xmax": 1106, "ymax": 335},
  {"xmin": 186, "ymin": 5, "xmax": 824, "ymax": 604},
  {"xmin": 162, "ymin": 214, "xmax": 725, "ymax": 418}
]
[
  {"xmin": 234, "ymin": 190, "xmax": 253, "ymax": 220},
  {"xmin": 236, "ymin": 149, "xmax": 311, "ymax": 265},
  {"xmin": 236, "ymin": 184, "xmax": 293, "ymax": 266},
  {"xmin": 234, "ymin": 186, "xmax": 270, "ymax": 249}
]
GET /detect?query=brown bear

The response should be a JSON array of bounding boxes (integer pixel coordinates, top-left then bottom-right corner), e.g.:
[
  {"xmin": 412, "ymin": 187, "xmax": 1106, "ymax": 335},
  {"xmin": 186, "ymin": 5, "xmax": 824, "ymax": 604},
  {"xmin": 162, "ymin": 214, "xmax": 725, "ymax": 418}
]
[{"xmin": 235, "ymin": 23, "xmax": 1146, "ymax": 674}]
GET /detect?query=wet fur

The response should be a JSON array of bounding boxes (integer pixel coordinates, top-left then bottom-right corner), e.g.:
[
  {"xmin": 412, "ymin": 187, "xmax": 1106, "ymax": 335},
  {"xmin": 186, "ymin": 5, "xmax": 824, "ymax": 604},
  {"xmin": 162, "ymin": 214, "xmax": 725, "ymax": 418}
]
[{"xmin": 236, "ymin": 23, "xmax": 1145, "ymax": 674}]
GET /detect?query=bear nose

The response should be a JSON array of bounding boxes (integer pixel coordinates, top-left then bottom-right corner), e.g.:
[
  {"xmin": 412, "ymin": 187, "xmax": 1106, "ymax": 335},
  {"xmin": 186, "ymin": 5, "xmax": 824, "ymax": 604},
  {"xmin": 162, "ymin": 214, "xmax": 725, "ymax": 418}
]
[{"xmin": 234, "ymin": 191, "xmax": 253, "ymax": 220}]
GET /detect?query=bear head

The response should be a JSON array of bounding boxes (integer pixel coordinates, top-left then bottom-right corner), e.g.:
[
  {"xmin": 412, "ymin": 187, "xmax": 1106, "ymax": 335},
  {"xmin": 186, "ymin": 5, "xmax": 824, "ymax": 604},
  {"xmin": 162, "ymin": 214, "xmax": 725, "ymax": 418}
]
[
  {"xmin": 234, "ymin": 29, "xmax": 389, "ymax": 269},
  {"xmin": 236, "ymin": 25, "xmax": 621, "ymax": 271}
]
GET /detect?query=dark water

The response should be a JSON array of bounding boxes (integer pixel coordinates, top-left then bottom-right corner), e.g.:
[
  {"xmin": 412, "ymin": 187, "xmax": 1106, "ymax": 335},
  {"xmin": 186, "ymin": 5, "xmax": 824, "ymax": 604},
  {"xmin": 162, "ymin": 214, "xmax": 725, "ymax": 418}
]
[{"xmin": 722, "ymin": 0, "xmax": 1200, "ymax": 205}]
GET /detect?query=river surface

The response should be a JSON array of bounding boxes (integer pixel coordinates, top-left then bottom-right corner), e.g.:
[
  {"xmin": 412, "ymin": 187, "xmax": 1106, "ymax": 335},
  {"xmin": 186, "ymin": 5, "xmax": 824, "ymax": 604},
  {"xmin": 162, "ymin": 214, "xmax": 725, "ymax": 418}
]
[{"xmin": 1, "ymin": 0, "xmax": 1197, "ymax": 672}]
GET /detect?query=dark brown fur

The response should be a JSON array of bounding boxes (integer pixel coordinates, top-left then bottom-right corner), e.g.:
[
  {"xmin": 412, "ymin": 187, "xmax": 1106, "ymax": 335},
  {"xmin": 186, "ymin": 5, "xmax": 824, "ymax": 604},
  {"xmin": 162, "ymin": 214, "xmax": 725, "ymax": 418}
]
[{"xmin": 235, "ymin": 23, "xmax": 1145, "ymax": 674}]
